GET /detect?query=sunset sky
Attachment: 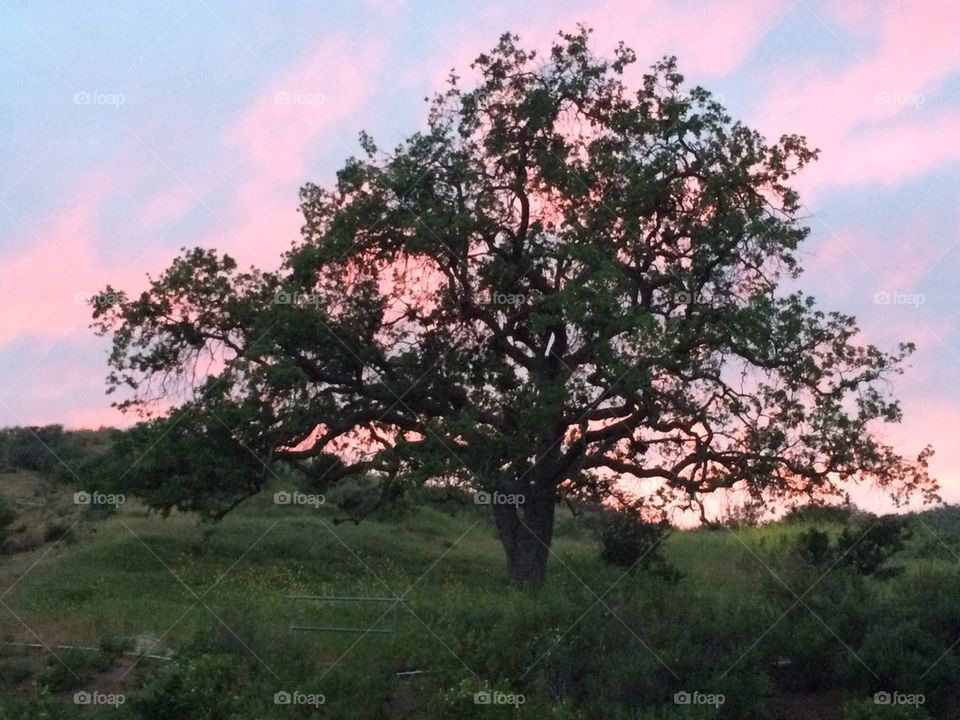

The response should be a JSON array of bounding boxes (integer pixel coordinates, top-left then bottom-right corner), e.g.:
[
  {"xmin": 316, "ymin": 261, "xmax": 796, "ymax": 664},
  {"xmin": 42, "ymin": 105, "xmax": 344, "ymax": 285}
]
[{"xmin": 2, "ymin": 0, "xmax": 959, "ymax": 508}]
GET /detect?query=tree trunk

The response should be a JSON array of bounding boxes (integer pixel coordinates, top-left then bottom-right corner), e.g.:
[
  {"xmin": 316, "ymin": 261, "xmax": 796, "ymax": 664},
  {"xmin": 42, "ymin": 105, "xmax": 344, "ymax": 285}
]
[{"xmin": 493, "ymin": 484, "xmax": 556, "ymax": 588}]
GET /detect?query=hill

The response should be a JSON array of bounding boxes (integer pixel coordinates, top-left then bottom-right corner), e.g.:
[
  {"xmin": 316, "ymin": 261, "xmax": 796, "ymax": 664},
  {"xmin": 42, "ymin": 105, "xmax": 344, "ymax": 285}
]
[{"xmin": 0, "ymin": 462, "xmax": 957, "ymax": 718}]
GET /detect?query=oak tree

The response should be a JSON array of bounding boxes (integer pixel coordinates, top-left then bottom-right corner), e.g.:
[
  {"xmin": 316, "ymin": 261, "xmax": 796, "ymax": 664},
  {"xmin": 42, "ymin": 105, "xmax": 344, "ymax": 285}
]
[{"xmin": 93, "ymin": 28, "xmax": 936, "ymax": 586}]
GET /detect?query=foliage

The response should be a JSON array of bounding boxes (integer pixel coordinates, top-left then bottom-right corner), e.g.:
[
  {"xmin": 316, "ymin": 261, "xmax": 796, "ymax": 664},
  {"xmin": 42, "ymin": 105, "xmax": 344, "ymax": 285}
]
[
  {"xmin": 789, "ymin": 515, "xmax": 910, "ymax": 577},
  {"xmin": 37, "ymin": 648, "xmax": 113, "ymax": 692},
  {"xmin": 0, "ymin": 688, "xmax": 84, "ymax": 720},
  {"xmin": 717, "ymin": 497, "xmax": 766, "ymax": 528},
  {"xmin": 324, "ymin": 473, "xmax": 385, "ymax": 520},
  {"xmin": 782, "ymin": 501, "xmax": 857, "ymax": 525},
  {"xmin": 595, "ymin": 510, "xmax": 679, "ymax": 581},
  {"xmin": 2, "ymin": 426, "xmax": 69, "ymax": 474},
  {"xmin": 0, "ymin": 496, "xmax": 15, "ymax": 544},
  {"xmin": 129, "ymin": 653, "xmax": 245, "ymax": 720},
  {"xmin": 1, "ymin": 479, "xmax": 960, "ymax": 717},
  {"xmin": 794, "ymin": 527, "xmax": 833, "ymax": 564},
  {"xmin": 836, "ymin": 515, "xmax": 910, "ymax": 577}
]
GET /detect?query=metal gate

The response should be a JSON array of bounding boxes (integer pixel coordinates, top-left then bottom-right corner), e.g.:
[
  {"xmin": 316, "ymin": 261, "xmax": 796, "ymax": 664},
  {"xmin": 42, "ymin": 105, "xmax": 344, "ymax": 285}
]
[{"xmin": 285, "ymin": 595, "xmax": 404, "ymax": 634}]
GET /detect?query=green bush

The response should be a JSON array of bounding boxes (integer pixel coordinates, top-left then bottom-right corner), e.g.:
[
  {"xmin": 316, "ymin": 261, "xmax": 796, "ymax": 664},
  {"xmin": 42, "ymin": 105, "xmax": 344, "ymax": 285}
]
[
  {"xmin": 595, "ymin": 511, "xmax": 678, "ymax": 581},
  {"xmin": 42, "ymin": 523, "xmax": 75, "ymax": 544},
  {"xmin": 0, "ymin": 497, "xmax": 15, "ymax": 545},
  {"xmin": 837, "ymin": 515, "xmax": 909, "ymax": 577},
  {"xmin": 783, "ymin": 502, "xmax": 857, "ymax": 525},
  {"xmin": 0, "ymin": 687, "xmax": 84, "ymax": 720},
  {"xmin": 130, "ymin": 653, "xmax": 245, "ymax": 720},
  {"xmin": 0, "ymin": 659, "xmax": 33, "ymax": 686},
  {"xmin": 36, "ymin": 648, "xmax": 109, "ymax": 692},
  {"xmin": 4, "ymin": 426, "xmax": 68, "ymax": 473},
  {"xmin": 794, "ymin": 527, "xmax": 832, "ymax": 565},
  {"xmin": 787, "ymin": 515, "xmax": 909, "ymax": 577},
  {"xmin": 325, "ymin": 474, "xmax": 383, "ymax": 519}
]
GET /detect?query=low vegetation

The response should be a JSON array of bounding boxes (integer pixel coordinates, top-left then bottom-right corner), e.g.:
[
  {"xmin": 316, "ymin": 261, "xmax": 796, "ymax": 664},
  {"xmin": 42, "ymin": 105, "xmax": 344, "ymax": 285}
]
[{"xmin": 0, "ymin": 426, "xmax": 955, "ymax": 718}]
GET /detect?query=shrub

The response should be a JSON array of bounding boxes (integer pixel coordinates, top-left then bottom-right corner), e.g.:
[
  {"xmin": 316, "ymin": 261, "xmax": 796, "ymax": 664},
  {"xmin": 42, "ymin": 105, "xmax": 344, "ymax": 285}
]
[
  {"xmin": 130, "ymin": 653, "xmax": 244, "ymax": 720},
  {"xmin": 783, "ymin": 502, "xmax": 857, "ymax": 525},
  {"xmin": 4, "ymin": 426, "xmax": 68, "ymax": 473},
  {"xmin": 595, "ymin": 511, "xmax": 679, "ymax": 581},
  {"xmin": 794, "ymin": 527, "xmax": 832, "ymax": 565},
  {"xmin": 325, "ymin": 474, "xmax": 383, "ymax": 520},
  {"xmin": 43, "ymin": 523, "xmax": 75, "ymax": 544},
  {"xmin": 0, "ymin": 497, "xmax": 16, "ymax": 544},
  {"xmin": 0, "ymin": 687, "xmax": 82, "ymax": 720},
  {"xmin": 837, "ymin": 515, "xmax": 909, "ymax": 577},
  {"xmin": 788, "ymin": 515, "xmax": 909, "ymax": 577},
  {"xmin": 718, "ymin": 497, "xmax": 765, "ymax": 528},
  {"xmin": 98, "ymin": 635, "xmax": 133, "ymax": 660},
  {"xmin": 0, "ymin": 658, "xmax": 33, "ymax": 686},
  {"xmin": 37, "ymin": 648, "xmax": 101, "ymax": 692}
]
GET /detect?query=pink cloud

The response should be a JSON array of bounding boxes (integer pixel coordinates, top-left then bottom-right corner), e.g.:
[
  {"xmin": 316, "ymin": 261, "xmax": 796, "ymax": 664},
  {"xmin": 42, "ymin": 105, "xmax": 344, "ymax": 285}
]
[
  {"xmin": 878, "ymin": 396, "xmax": 960, "ymax": 503},
  {"xmin": 225, "ymin": 40, "xmax": 385, "ymax": 186},
  {"xmin": 63, "ymin": 405, "xmax": 130, "ymax": 430},
  {"xmin": 755, "ymin": 0, "xmax": 960, "ymax": 195},
  {"xmin": 0, "ymin": 173, "xmax": 112, "ymax": 344},
  {"xmin": 397, "ymin": 0, "xmax": 789, "ymax": 113},
  {"xmin": 207, "ymin": 40, "xmax": 385, "ymax": 269},
  {"xmin": 821, "ymin": 0, "xmax": 876, "ymax": 35},
  {"xmin": 805, "ymin": 200, "xmax": 960, "ymax": 304},
  {"xmin": 0, "ymin": 167, "xmax": 180, "ymax": 346},
  {"xmin": 137, "ymin": 184, "xmax": 197, "ymax": 234},
  {"xmin": 582, "ymin": 0, "xmax": 789, "ymax": 79},
  {"xmin": 808, "ymin": 108, "xmax": 960, "ymax": 190}
]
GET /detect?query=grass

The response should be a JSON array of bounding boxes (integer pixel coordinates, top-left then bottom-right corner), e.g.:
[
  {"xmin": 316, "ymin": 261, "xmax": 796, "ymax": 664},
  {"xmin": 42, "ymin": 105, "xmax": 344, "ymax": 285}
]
[{"xmin": 1, "ymin": 468, "xmax": 958, "ymax": 718}]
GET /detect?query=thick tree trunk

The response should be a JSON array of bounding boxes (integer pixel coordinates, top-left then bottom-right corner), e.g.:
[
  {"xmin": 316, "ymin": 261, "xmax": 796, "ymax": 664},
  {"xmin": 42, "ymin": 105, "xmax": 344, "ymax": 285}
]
[{"xmin": 493, "ymin": 484, "xmax": 556, "ymax": 588}]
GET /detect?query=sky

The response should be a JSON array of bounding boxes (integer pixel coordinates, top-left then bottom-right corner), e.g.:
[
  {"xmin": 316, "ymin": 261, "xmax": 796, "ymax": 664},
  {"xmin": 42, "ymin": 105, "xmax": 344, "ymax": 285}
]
[{"xmin": 1, "ymin": 0, "xmax": 959, "ymax": 509}]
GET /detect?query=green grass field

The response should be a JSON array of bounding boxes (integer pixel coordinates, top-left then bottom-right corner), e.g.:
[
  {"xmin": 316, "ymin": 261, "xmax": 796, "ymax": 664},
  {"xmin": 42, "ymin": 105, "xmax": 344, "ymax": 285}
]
[{"xmin": 1, "ymin": 466, "xmax": 959, "ymax": 719}]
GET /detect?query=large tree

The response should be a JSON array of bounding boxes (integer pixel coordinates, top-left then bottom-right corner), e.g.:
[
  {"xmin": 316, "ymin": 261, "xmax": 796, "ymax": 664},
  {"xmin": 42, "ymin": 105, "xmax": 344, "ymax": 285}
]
[{"xmin": 93, "ymin": 28, "xmax": 936, "ymax": 586}]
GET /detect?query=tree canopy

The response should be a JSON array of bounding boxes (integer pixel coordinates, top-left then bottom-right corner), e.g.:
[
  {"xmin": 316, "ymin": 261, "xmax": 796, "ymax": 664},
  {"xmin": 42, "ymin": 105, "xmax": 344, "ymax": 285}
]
[{"xmin": 93, "ymin": 27, "xmax": 936, "ymax": 585}]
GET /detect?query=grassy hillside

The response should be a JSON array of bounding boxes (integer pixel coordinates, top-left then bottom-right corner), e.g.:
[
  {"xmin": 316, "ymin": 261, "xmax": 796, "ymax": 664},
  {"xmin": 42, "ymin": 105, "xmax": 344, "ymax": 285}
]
[{"xmin": 1, "ymin": 463, "xmax": 958, "ymax": 718}]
